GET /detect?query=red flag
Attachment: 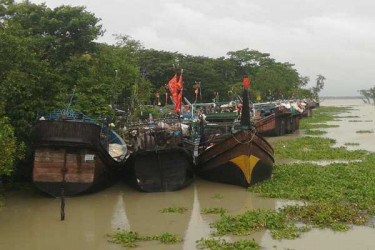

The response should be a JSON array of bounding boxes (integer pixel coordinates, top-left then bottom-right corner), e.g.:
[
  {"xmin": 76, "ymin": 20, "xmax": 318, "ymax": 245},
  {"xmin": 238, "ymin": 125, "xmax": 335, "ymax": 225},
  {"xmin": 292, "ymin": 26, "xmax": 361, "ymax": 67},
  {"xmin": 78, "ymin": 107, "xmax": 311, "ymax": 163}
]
[
  {"xmin": 243, "ymin": 77, "xmax": 250, "ymax": 88},
  {"xmin": 175, "ymin": 73, "xmax": 183, "ymax": 112},
  {"xmin": 168, "ymin": 74, "xmax": 179, "ymax": 105}
]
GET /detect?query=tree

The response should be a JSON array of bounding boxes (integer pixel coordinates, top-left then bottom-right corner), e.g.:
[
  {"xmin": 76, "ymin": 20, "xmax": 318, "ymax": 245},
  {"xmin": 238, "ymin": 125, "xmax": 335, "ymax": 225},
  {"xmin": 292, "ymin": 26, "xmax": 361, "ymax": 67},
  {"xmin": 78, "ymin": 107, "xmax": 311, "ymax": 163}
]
[
  {"xmin": 311, "ymin": 74, "xmax": 326, "ymax": 100},
  {"xmin": 0, "ymin": 117, "xmax": 24, "ymax": 177}
]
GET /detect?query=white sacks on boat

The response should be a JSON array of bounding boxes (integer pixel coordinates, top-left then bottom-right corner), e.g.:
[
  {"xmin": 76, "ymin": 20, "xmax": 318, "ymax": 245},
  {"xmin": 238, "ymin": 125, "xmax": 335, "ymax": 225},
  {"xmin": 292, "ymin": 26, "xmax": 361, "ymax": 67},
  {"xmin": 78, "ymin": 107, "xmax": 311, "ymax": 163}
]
[{"xmin": 109, "ymin": 143, "xmax": 128, "ymax": 161}]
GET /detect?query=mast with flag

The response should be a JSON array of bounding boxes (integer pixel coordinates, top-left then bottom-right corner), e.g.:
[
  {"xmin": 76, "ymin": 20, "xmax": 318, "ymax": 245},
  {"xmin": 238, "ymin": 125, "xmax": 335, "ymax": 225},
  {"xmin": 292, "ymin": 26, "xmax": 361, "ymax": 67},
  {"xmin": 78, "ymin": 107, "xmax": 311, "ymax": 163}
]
[{"xmin": 240, "ymin": 76, "xmax": 251, "ymax": 130}]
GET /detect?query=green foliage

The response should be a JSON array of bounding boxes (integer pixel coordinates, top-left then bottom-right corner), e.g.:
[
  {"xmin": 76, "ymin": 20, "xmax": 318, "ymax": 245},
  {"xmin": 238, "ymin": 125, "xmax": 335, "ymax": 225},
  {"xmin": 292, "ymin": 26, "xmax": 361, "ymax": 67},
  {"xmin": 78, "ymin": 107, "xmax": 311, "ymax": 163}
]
[
  {"xmin": 0, "ymin": 117, "xmax": 24, "ymax": 176},
  {"xmin": 305, "ymin": 129, "xmax": 327, "ymax": 135},
  {"xmin": 160, "ymin": 207, "xmax": 187, "ymax": 214},
  {"xmin": 132, "ymin": 106, "xmax": 161, "ymax": 121},
  {"xmin": 201, "ymin": 208, "xmax": 227, "ymax": 215},
  {"xmin": 274, "ymin": 137, "xmax": 367, "ymax": 161},
  {"xmin": 109, "ymin": 230, "xmax": 181, "ymax": 248},
  {"xmin": 196, "ymin": 238, "xmax": 260, "ymax": 250}
]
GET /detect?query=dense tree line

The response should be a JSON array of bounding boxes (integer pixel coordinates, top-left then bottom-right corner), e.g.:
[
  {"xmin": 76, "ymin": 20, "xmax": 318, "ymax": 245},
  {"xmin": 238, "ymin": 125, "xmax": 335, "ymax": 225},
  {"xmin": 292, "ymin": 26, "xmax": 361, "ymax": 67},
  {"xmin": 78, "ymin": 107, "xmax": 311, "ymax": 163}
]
[{"xmin": 0, "ymin": 0, "xmax": 321, "ymax": 178}]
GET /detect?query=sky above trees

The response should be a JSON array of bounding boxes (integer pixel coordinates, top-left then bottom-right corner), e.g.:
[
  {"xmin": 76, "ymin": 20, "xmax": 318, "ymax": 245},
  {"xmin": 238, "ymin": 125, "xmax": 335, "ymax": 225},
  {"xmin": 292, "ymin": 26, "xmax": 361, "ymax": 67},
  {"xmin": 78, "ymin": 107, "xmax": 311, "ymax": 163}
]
[{"xmin": 31, "ymin": 0, "xmax": 375, "ymax": 96}]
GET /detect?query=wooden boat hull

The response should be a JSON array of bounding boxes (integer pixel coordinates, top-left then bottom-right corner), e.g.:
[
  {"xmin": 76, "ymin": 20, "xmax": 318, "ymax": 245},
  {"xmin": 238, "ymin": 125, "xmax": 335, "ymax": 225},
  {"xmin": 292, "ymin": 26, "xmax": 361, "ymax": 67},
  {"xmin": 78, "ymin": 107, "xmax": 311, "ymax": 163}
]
[
  {"xmin": 125, "ymin": 147, "xmax": 194, "ymax": 192},
  {"xmin": 196, "ymin": 130, "xmax": 274, "ymax": 188},
  {"xmin": 255, "ymin": 113, "xmax": 289, "ymax": 136},
  {"xmin": 32, "ymin": 121, "xmax": 124, "ymax": 197}
]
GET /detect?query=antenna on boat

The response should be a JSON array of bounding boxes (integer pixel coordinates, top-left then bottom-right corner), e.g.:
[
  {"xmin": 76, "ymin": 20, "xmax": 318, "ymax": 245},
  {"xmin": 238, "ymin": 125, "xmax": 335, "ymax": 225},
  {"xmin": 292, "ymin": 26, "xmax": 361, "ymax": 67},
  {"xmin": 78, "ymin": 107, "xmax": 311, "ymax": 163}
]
[
  {"xmin": 240, "ymin": 77, "xmax": 251, "ymax": 130},
  {"xmin": 66, "ymin": 85, "xmax": 77, "ymax": 114}
]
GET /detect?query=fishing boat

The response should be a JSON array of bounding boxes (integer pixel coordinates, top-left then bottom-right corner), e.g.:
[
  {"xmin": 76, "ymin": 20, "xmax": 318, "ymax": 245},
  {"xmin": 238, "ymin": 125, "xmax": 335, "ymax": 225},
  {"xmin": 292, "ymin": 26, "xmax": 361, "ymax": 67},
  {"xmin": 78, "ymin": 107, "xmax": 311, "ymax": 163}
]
[
  {"xmin": 32, "ymin": 109, "xmax": 128, "ymax": 197},
  {"xmin": 195, "ymin": 77, "xmax": 274, "ymax": 188},
  {"xmin": 124, "ymin": 117, "xmax": 194, "ymax": 192},
  {"xmin": 254, "ymin": 104, "xmax": 292, "ymax": 136}
]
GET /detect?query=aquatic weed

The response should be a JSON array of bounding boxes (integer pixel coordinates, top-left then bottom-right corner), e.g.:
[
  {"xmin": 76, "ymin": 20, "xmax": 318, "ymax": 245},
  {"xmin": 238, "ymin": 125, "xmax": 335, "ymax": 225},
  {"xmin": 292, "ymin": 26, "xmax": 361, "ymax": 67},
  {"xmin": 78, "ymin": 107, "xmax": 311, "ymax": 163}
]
[
  {"xmin": 281, "ymin": 203, "xmax": 367, "ymax": 230},
  {"xmin": 356, "ymin": 130, "xmax": 373, "ymax": 134},
  {"xmin": 299, "ymin": 106, "xmax": 350, "ymax": 129},
  {"xmin": 156, "ymin": 232, "xmax": 182, "ymax": 244},
  {"xmin": 304, "ymin": 129, "xmax": 327, "ymax": 135},
  {"xmin": 275, "ymin": 137, "xmax": 367, "ymax": 160},
  {"xmin": 196, "ymin": 238, "xmax": 260, "ymax": 250},
  {"xmin": 109, "ymin": 230, "xmax": 181, "ymax": 247},
  {"xmin": 201, "ymin": 207, "xmax": 227, "ymax": 215},
  {"xmin": 210, "ymin": 209, "xmax": 310, "ymax": 240},
  {"xmin": 160, "ymin": 206, "xmax": 187, "ymax": 214},
  {"xmin": 212, "ymin": 193, "xmax": 223, "ymax": 199},
  {"xmin": 250, "ymin": 156, "xmax": 375, "ymax": 203},
  {"xmin": 344, "ymin": 142, "xmax": 360, "ymax": 146}
]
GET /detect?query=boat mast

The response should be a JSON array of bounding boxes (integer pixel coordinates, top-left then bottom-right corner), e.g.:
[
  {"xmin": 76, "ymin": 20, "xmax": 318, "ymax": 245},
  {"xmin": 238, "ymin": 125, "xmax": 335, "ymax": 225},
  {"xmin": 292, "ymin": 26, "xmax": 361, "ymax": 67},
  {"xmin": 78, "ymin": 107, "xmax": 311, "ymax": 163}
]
[{"xmin": 240, "ymin": 77, "xmax": 251, "ymax": 130}]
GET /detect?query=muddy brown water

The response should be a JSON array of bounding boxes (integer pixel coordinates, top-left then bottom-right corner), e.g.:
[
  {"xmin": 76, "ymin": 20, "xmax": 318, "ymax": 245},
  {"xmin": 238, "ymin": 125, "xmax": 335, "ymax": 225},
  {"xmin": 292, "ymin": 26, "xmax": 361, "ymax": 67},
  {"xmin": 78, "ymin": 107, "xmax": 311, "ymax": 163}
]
[{"xmin": 1, "ymin": 99, "xmax": 375, "ymax": 250}]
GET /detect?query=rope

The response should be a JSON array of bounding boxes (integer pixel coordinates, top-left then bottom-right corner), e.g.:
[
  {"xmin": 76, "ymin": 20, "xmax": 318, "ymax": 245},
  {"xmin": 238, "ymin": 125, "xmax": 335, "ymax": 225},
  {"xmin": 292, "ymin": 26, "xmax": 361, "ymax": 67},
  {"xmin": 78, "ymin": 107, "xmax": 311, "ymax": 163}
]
[{"xmin": 231, "ymin": 129, "xmax": 256, "ymax": 145}]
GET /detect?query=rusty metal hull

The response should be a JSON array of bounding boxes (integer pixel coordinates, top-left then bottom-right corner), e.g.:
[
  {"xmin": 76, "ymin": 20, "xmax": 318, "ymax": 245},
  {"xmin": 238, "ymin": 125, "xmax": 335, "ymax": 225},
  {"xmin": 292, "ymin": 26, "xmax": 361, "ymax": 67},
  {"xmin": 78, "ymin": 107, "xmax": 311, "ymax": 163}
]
[
  {"xmin": 196, "ymin": 130, "xmax": 274, "ymax": 188},
  {"xmin": 32, "ymin": 121, "xmax": 123, "ymax": 197}
]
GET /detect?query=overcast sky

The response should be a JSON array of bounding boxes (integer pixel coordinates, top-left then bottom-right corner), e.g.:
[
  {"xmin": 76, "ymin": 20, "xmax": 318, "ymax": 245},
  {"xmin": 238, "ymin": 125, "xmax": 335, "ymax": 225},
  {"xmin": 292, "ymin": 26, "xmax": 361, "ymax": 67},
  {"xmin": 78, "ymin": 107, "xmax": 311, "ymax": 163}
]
[{"xmin": 31, "ymin": 0, "xmax": 375, "ymax": 96}]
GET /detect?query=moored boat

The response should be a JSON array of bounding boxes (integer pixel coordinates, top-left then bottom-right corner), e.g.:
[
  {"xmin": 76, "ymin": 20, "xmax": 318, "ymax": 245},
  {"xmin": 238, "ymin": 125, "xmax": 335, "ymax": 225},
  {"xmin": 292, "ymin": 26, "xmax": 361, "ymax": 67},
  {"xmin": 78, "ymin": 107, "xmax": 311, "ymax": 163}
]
[
  {"xmin": 32, "ymin": 110, "xmax": 128, "ymax": 197},
  {"xmin": 124, "ymin": 118, "xmax": 194, "ymax": 192},
  {"xmin": 195, "ymin": 77, "xmax": 274, "ymax": 188}
]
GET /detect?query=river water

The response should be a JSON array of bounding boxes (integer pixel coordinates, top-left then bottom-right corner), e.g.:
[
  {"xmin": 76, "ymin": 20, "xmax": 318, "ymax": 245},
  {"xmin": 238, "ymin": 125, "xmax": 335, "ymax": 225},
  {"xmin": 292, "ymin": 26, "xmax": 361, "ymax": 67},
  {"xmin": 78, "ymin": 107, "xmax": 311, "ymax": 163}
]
[{"xmin": 1, "ymin": 99, "xmax": 374, "ymax": 250}]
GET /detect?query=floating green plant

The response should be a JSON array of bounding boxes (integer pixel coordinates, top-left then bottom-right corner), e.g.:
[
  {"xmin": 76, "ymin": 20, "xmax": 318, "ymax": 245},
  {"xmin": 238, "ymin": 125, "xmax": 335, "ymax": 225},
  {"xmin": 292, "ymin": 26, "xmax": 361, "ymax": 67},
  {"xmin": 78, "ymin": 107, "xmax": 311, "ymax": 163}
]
[
  {"xmin": 109, "ymin": 230, "xmax": 182, "ymax": 248},
  {"xmin": 305, "ymin": 129, "xmax": 327, "ymax": 135},
  {"xmin": 344, "ymin": 142, "xmax": 360, "ymax": 146},
  {"xmin": 247, "ymin": 154, "xmax": 375, "ymax": 236},
  {"xmin": 281, "ymin": 203, "xmax": 367, "ymax": 230},
  {"xmin": 196, "ymin": 238, "xmax": 260, "ymax": 250},
  {"xmin": 212, "ymin": 193, "xmax": 223, "ymax": 199},
  {"xmin": 201, "ymin": 207, "xmax": 227, "ymax": 214},
  {"xmin": 211, "ymin": 209, "xmax": 308, "ymax": 240},
  {"xmin": 334, "ymin": 115, "xmax": 360, "ymax": 118},
  {"xmin": 299, "ymin": 106, "xmax": 350, "ymax": 130},
  {"xmin": 356, "ymin": 130, "xmax": 373, "ymax": 134},
  {"xmin": 160, "ymin": 206, "xmax": 187, "ymax": 214},
  {"xmin": 250, "ymin": 155, "xmax": 375, "ymax": 203},
  {"xmin": 275, "ymin": 137, "xmax": 367, "ymax": 161}
]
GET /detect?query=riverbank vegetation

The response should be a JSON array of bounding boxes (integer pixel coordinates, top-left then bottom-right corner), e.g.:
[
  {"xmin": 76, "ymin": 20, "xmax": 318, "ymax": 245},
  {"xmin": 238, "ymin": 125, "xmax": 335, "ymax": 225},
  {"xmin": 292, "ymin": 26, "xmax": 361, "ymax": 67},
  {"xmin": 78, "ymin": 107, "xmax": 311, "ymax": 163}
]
[{"xmin": 0, "ymin": 0, "xmax": 325, "ymax": 179}]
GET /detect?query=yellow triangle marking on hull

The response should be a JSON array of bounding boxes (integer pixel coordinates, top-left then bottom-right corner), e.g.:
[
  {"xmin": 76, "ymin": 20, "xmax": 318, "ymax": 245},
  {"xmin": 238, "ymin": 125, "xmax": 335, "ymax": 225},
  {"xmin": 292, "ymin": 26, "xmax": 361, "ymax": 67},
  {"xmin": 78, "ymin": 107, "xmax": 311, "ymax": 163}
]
[{"xmin": 229, "ymin": 155, "xmax": 260, "ymax": 184}]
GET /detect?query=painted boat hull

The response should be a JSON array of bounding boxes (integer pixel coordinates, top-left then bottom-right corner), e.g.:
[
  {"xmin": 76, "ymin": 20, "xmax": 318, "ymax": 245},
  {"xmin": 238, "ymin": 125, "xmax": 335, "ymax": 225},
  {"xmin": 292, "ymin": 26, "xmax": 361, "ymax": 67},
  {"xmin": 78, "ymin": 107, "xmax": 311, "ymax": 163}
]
[
  {"xmin": 125, "ymin": 147, "xmax": 194, "ymax": 192},
  {"xmin": 196, "ymin": 129, "xmax": 274, "ymax": 188},
  {"xmin": 32, "ymin": 120, "xmax": 124, "ymax": 197}
]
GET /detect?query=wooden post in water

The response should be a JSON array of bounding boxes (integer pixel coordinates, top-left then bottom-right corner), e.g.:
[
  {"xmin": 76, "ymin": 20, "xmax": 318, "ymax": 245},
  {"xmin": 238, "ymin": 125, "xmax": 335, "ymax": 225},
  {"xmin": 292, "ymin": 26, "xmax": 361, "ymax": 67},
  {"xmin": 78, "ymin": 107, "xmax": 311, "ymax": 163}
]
[{"xmin": 60, "ymin": 150, "xmax": 67, "ymax": 221}]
